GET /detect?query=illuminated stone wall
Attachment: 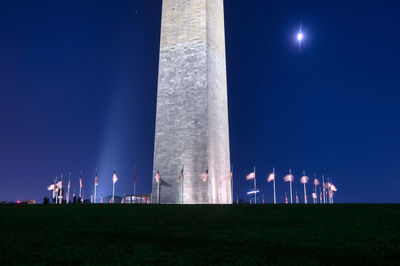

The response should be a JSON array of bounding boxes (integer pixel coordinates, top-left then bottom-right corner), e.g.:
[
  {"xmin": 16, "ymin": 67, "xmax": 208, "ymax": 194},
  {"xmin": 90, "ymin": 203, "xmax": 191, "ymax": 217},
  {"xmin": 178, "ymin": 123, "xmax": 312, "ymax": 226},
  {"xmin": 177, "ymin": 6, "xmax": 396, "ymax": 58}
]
[{"xmin": 152, "ymin": 0, "xmax": 231, "ymax": 204}]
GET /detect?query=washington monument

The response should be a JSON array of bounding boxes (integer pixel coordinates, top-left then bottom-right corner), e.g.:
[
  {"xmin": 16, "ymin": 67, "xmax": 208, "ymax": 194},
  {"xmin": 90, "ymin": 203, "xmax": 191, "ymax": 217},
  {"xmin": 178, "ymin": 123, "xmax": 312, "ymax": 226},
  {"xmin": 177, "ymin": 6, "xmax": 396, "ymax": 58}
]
[{"xmin": 152, "ymin": 0, "xmax": 231, "ymax": 204}]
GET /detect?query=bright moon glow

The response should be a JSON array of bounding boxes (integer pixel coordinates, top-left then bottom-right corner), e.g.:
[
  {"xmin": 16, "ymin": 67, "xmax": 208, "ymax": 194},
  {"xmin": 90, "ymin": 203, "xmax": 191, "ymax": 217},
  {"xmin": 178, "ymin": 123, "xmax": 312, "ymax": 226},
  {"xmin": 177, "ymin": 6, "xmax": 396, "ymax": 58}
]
[{"xmin": 297, "ymin": 33, "xmax": 303, "ymax": 41}]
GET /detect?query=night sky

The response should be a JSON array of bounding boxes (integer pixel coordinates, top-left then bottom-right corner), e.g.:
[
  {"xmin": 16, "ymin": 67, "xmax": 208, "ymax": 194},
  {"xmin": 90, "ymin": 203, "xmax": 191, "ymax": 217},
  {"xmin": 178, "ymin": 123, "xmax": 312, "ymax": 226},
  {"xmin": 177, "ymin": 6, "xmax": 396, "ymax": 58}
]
[{"xmin": 1, "ymin": 0, "xmax": 399, "ymax": 203}]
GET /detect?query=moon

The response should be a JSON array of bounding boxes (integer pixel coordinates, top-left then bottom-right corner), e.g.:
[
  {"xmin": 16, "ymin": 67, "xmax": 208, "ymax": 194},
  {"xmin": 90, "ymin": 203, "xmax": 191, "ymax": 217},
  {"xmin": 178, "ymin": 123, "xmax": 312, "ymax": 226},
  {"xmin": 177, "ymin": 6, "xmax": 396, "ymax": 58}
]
[{"xmin": 297, "ymin": 32, "xmax": 303, "ymax": 41}]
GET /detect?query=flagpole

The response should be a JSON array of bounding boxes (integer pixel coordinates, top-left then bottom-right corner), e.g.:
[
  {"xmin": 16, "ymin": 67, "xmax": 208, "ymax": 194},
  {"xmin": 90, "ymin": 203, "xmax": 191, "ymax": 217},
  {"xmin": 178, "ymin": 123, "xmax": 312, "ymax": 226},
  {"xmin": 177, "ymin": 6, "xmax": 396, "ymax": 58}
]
[
  {"xmin": 59, "ymin": 174, "xmax": 63, "ymax": 204},
  {"xmin": 209, "ymin": 169, "xmax": 213, "ymax": 204},
  {"xmin": 79, "ymin": 170, "xmax": 82, "ymax": 203},
  {"xmin": 208, "ymin": 175, "xmax": 210, "ymax": 204},
  {"xmin": 52, "ymin": 177, "xmax": 56, "ymax": 203},
  {"xmin": 313, "ymin": 173, "xmax": 316, "ymax": 204},
  {"xmin": 67, "ymin": 172, "xmax": 71, "ymax": 204},
  {"xmin": 94, "ymin": 169, "xmax": 97, "ymax": 204},
  {"xmin": 231, "ymin": 165, "xmax": 233, "ymax": 204},
  {"xmin": 302, "ymin": 171, "xmax": 307, "ymax": 204},
  {"xmin": 57, "ymin": 176, "xmax": 59, "ymax": 204},
  {"xmin": 313, "ymin": 186, "xmax": 317, "ymax": 204},
  {"xmin": 289, "ymin": 169, "xmax": 293, "ymax": 204},
  {"xmin": 67, "ymin": 184, "xmax": 70, "ymax": 204},
  {"xmin": 112, "ymin": 179, "xmax": 115, "ymax": 204},
  {"xmin": 328, "ymin": 178, "xmax": 330, "ymax": 203},
  {"xmin": 312, "ymin": 187, "xmax": 314, "ymax": 204},
  {"xmin": 181, "ymin": 175, "xmax": 183, "ymax": 204},
  {"xmin": 134, "ymin": 165, "xmax": 137, "ymax": 199},
  {"xmin": 319, "ymin": 186, "xmax": 322, "ymax": 204},
  {"xmin": 253, "ymin": 166, "xmax": 256, "ymax": 204},
  {"xmin": 273, "ymin": 168, "xmax": 276, "ymax": 204},
  {"xmin": 157, "ymin": 181, "xmax": 160, "ymax": 204},
  {"xmin": 290, "ymin": 181, "xmax": 293, "ymax": 203},
  {"xmin": 322, "ymin": 175, "xmax": 325, "ymax": 204},
  {"xmin": 56, "ymin": 176, "xmax": 59, "ymax": 204},
  {"xmin": 57, "ymin": 175, "xmax": 60, "ymax": 204},
  {"xmin": 181, "ymin": 167, "xmax": 184, "ymax": 205}
]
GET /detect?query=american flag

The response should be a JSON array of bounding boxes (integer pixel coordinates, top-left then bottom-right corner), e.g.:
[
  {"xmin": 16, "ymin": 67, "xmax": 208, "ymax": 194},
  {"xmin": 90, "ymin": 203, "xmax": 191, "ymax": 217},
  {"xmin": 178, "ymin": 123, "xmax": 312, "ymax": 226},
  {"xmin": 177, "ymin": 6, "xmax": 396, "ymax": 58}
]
[
  {"xmin": 56, "ymin": 181, "xmax": 62, "ymax": 190},
  {"xmin": 79, "ymin": 176, "xmax": 83, "ymax": 188},
  {"xmin": 112, "ymin": 171, "xmax": 118, "ymax": 184},
  {"xmin": 267, "ymin": 173, "xmax": 275, "ymax": 183},
  {"xmin": 314, "ymin": 178, "xmax": 320, "ymax": 186},
  {"xmin": 47, "ymin": 184, "xmax": 55, "ymax": 191},
  {"xmin": 300, "ymin": 175, "xmax": 309, "ymax": 184},
  {"xmin": 202, "ymin": 169, "xmax": 209, "ymax": 182},
  {"xmin": 95, "ymin": 175, "xmax": 98, "ymax": 186},
  {"xmin": 68, "ymin": 179, "xmax": 71, "ymax": 189},
  {"xmin": 284, "ymin": 174, "xmax": 294, "ymax": 182},
  {"xmin": 246, "ymin": 172, "xmax": 255, "ymax": 180},
  {"xmin": 227, "ymin": 171, "xmax": 233, "ymax": 179},
  {"xmin": 312, "ymin": 192, "xmax": 317, "ymax": 199},
  {"xmin": 177, "ymin": 168, "xmax": 183, "ymax": 182},
  {"xmin": 155, "ymin": 170, "xmax": 160, "ymax": 183}
]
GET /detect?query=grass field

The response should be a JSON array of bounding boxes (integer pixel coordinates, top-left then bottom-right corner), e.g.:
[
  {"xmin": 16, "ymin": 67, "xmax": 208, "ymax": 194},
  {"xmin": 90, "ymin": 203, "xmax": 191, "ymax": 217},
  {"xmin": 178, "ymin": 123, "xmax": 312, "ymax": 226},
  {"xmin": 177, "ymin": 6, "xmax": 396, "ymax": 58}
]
[{"xmin": 0, "ymin": 204, "xmax": 399, "ymax": 265}]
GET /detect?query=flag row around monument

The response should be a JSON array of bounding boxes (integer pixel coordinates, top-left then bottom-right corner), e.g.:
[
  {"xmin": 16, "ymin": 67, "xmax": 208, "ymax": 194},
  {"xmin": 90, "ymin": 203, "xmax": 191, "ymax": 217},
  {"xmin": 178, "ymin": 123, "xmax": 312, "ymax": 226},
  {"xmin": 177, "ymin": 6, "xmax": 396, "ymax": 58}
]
[
  {"xmin": 47, "ymin": 169, "xmax": 121, "ymax": 204},
  {"xmin": 47, "ymin": 167, "xmax": 338, "ymax": 204},
  {"xmin": 246, "ymin": 168, "xmax": 338, "ymax": 204}
]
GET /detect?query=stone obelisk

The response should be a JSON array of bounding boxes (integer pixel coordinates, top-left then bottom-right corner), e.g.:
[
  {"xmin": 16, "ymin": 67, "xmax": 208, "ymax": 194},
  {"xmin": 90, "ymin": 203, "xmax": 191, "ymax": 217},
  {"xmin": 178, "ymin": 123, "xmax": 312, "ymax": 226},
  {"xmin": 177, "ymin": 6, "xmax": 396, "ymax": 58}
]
[{"xmin": 152, "ymin": 0, "xmax": 231, "ymax": 204}]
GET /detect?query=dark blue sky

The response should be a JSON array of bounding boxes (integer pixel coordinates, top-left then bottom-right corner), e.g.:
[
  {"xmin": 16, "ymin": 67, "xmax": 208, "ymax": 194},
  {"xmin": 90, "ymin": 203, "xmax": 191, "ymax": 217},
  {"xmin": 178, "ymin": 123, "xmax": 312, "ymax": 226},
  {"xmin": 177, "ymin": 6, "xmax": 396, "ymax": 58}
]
[{"xmin": 1, "ymin": 0, "xmax": 399, "ymax": 203}]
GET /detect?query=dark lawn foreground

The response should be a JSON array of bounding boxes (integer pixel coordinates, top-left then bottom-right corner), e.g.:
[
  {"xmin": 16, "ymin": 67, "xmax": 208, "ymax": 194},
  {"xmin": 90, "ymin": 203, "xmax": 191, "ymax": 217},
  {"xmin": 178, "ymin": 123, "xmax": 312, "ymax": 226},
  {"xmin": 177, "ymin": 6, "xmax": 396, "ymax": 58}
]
[{"xmin": 0, "ymin": 204, "xmax": 399, "ymax": 265}]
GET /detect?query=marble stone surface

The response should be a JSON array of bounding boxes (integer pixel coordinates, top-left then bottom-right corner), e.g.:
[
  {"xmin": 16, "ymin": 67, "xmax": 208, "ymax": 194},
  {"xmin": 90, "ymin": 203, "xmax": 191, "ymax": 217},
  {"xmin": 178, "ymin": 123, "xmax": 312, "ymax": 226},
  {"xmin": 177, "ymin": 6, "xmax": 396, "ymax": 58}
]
[{"xmin": 152, "ymin": 0, "xmax": 231, "ymax": 204}]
